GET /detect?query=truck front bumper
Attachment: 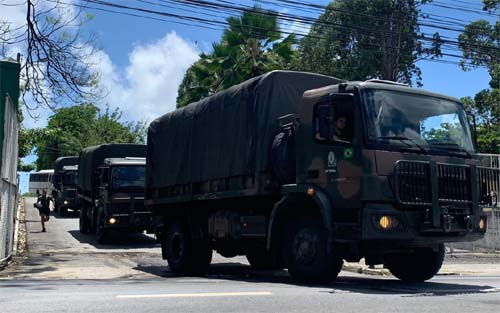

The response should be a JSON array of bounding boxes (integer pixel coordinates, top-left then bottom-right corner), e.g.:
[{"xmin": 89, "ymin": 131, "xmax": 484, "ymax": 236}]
[
  {"xmin": 104, "ymin": 212, "xmax": 154, "ymax": 232},
  {"xmin": 360, "ymin": 204, "xmax": 486, "ymax": 246}
]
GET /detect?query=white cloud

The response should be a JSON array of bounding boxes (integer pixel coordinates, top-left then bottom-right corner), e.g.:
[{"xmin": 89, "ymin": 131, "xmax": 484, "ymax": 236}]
[{"xmin": 94, "ymin": 32, "xmax": 199, "ymax": 124}]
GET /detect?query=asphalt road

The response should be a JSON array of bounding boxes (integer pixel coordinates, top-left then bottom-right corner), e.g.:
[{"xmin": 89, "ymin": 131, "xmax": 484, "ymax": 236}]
[{"xmin": 1, "ymin": 198, "xmax": 500, "ymax": 312}]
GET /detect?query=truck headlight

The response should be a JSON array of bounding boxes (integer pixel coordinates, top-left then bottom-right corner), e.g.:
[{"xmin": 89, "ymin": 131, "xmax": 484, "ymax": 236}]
[
  {"xmin": 63, "ymin": 200, "xmax": 68, "ymax": 205},
  {"xmin": 479, "ymin": 217, "xmax": 486, "ymax": 232},
  {"xmin": 109, "ymin": 217, "xmax": 117, "ymax": 225},
  {"xmin": 374, "ymin": 215, "xmax": 400, "ymax": 231}
]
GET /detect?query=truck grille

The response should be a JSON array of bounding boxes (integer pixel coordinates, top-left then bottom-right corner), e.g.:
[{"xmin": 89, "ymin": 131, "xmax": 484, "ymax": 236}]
[
  {"xmin": 394, "ymin": 161, "xmax": 431, "ymax": 205},
  {"xmin": 478, "ymin": 167, "xmax": 500, "ymax": 206},
  {"xmin": 437, "ymin": 163, "xmax": 471, "ymax": 204},
  {"xmin": 395, "ymin": 161, "xmax": 476, "ymax": 208}
]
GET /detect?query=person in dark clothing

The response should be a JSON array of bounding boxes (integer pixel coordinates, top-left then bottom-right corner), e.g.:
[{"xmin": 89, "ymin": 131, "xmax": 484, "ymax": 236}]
[{"xmin": 36, "ymin": 189, "xmax": 53, "ymax": 232}]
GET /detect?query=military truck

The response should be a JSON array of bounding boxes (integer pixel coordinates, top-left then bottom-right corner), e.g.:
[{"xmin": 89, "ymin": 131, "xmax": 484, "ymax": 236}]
[
  {"xmin": 53, "ymin": 156, "xmax": 79, "ymax": 214},
  {"xmin": 146, "ymin": 70, "xmax": 498, "ymax": 282},
  {"xmin": 56, "ymin": 165, "xmax": 79, "ymax": 216},
  {"xmin": 78, "ymin": 144, "xmax": 151, "ymax": 243}
]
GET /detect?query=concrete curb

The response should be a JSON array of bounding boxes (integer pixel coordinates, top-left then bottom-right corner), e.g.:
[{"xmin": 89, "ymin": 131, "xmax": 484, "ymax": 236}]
[{"xmin": 342, "ymin": 262, "xmax": 390, "ymax": 276}]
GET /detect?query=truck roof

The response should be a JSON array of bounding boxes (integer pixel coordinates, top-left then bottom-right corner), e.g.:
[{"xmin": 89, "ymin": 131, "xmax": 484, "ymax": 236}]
[
  {"xmin": 355, "ymin": 80, "xmax": 461, "ymax": 103},
  {"xmin": 54, "ymin": 156, "xmax": 79, "ymax": 172},
  {"xmin": 303, "ymin": 79, "xmax": 462, "ymax": 105},
  {"xmin": 103, "ymin": 157, "xmax": 146, "ymax": 166}
]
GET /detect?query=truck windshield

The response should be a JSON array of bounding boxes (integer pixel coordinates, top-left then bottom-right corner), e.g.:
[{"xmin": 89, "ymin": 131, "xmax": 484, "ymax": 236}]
[
  {"xmin": 62, "ymin": 171, "xmax": 77, "ymax": 186},
  {"xmin": 363, "ymin": 89, "xmax": 474, "ymax": 155},
  {"xmin": 111, "ymin": 166, "xmax": 145, "ymax": 189}
]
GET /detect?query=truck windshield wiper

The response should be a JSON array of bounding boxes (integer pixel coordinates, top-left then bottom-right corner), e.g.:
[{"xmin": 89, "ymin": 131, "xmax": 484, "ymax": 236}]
[
  {"xmin": 376, "ymin": 136, "xmax": 428, "ymax": 154},
  {"xmin": 428, "ymin": 142, "xmax": 472, "ymax": 158}
]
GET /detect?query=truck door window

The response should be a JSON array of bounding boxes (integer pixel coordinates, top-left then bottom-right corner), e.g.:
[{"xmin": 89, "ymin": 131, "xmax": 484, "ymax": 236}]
[{"xmin": 313, "ymin": 95, "xmax": 354, "ymax": 144}]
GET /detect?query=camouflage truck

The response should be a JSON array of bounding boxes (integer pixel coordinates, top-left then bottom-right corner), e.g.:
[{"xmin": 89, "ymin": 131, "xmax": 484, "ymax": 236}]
[
  {"xmin": 146, "ymin": 70, "xmax": 498, "ymax": 283},
  {"xmin": 78, "ymin": 144, "xmax": 151, "ymax": 243},
  {"xmin": 53, "ymin": 156, "xmax": 79, "ymax": 215}
]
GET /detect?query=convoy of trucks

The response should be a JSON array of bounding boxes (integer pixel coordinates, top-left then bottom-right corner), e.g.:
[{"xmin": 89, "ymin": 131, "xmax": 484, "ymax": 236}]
[{"xmin": 31, "ymin": 70, "xmax": 498, "ymax": 283}]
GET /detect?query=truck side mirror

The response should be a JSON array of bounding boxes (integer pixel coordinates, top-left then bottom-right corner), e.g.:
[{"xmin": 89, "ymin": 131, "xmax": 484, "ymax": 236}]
[{"xmin": 466, "ymin": 111, "xmax": 477, "ymax": 150}]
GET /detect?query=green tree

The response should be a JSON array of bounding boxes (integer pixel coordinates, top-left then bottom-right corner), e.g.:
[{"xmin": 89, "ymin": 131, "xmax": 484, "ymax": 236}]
[
  {"xmin": 177, "ymin": 6, "xmax": 297, "ymax": 107},
  {"xmin": 297, "ymin": 0, "xmax": 439, "ymax": 86},
  {"xmin": 458, "ymin": 0, "xmax": 500, "ymax": 153},
  {"xmin": 33, "ymin": 104, "xmax": 146, "ymax": 170}
]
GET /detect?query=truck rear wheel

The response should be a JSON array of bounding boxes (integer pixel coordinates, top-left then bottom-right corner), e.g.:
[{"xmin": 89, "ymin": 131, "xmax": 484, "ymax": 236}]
[
  {"xmin": 284, "ymin": 217, "xmax": 342, "ymax": 283},
  {"xmin": 164, "ymin": 220, "xmax": 212, "ymax": 276},
  {"xmin": 246, "ymin": 250, "xmax": 282, "ymax": 270},
  {"xmin": 384, "ymin": 244, "xmax": 445, "ymax": 282}
]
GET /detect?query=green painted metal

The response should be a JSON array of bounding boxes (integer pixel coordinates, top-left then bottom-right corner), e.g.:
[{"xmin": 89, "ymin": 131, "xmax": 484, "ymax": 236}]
[{"xmin": 0, "ymin": 60, "xmax": 21, "ymax": 165}]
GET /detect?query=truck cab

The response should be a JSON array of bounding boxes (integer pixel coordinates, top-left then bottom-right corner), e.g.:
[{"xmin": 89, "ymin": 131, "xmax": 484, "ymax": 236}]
[
  {"xmin": 94, "ymin": 157, "xmax": 152, "ymax": 243},
  {"xmin": 57, "ymin": 165, "xmax": 78, "ymax": 215},
  {"xmin": 274, "ymin": 80, "xmax": 498, "ymax": 281}
]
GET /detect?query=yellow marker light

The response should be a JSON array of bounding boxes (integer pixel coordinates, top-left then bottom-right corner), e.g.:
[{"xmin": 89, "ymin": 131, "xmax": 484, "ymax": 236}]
[
  {"xmin": 479, "ymin": 218, "xmax": 486, "ymax": 231},
  {"xmin": 307, "ymin": 188, "xmax": 315, "ymax": 196},
  {"xmin": 109, "ymin": 217, "xmax": 117, "ymax": 225},
  {"xmin": 379, "ymin": 216, "xmax": 392, "ymax": 230}
]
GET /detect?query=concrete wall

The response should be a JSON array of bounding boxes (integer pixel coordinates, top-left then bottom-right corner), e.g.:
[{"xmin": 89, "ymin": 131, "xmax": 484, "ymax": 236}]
[{"xmin": 451, "ymin": 208, "xmax": 500, "ymax": 252}]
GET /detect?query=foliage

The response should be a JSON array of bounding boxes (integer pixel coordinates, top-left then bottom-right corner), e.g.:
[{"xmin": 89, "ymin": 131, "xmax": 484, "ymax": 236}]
[
  {"xmin": 0, "ymin": 1, "xmax": 100, "ymax": 111},
  {"xmin": 458, "ymin": 0, "xmax": 500, "ymax": 154},
  {"xmin": 33, "ymin": 104, "xmax": 146, "ymax": 170},
  {"xmin": 297, "ymin": 0, "xmax": 440, "ymax": 86},
  {"xmin": 177, "ymin": 6, "xmax": 297, "ymax": 107}
]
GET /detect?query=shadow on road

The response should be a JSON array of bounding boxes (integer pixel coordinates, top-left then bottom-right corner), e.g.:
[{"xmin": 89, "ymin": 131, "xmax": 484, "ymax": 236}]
[
  {"xmin": 68, "ymin": 230, "xmax": 160, "ymax": 250},
  {"xmin": 133, "ymin": 262, "xmax": 499, "ymax": 297}
]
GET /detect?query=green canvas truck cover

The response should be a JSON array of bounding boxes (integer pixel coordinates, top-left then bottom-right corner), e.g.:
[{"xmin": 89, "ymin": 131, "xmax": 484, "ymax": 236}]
[
  {"xmin": 146, "ymin": 70, "xmax": 343, "ymax": 192},
  {"xmin": 78, "ymin": 144, "xmax": 146, "ymax": 194},
  {"xmin": 55, "ymin": 156, "xmax": 79, "ymax": 172}
]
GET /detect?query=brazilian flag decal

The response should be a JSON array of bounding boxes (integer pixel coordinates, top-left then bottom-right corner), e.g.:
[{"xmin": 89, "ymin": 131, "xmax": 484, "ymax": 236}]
[{"xmin": 343, "ymin": 148, "xmax": 353, "ymax": 159}]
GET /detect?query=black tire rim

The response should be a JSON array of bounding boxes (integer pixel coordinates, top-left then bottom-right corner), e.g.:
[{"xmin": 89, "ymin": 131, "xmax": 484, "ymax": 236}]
[
  {"xmin": 292, "ymin": 228, "xmax": 319, "ymax": 266},
  {"xmin": 170, "ymin": 232, "xmax": 183, "ymax": 261}
]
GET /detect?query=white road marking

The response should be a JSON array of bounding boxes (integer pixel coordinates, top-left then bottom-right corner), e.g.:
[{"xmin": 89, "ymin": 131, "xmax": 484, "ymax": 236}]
[
  {"xmin": 116, "ymin": 291, "xmax": 272, "ymax": 299},
  {"xmin": 481, "ymin": 288, "xmax": 500, "ymax": 293}
]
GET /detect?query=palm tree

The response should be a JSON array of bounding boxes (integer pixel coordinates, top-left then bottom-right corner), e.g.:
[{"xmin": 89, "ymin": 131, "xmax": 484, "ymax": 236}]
[{"xmin": 177, "ymin": 6, "xmax": 297, "ymax": 108}]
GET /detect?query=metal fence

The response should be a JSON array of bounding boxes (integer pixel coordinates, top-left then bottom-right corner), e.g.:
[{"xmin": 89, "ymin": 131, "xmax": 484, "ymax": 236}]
[{"xmin": 0, "ymin": 94, "xmax": 19, "ymax": 264}]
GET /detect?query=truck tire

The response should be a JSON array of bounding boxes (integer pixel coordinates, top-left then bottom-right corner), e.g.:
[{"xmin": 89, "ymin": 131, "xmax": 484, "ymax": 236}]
[
  {"xmin": 284, "ymin": 217, "xmax": 342, "ymax": 283},
  {"xmin": 79, "ymin": 206, "xmax": 89, "ymax": 234},
  {"xmin": 384, "ymin": 244, "xmax": 445, "ymax": 282},
  {"xmin": 59, "ymin": 206, "xmax": 66, "ymax": 217},
  {"xmin": 246, "ymin": 250, "xmax": 282, "ymax": 270},
  {"xmin": 164, "ymin": 220, "xmax": 212, "ymax": 276}
]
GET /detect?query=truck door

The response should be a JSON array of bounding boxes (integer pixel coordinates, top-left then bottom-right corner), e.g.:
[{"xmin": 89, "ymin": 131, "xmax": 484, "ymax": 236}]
[{"xmin": 310, "ymin": 92, "xmax": 363, "ymax": 213}]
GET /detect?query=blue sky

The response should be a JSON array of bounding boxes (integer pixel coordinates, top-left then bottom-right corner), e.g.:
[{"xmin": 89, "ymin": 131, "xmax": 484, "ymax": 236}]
[{"xmin": 1, "ymin": 0, "xmax": 497, "ymax": 193}]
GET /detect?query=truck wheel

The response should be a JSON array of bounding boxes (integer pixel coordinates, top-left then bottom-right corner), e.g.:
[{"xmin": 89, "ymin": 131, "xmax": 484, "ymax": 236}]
[
  {"xmin": 246, "ymin": 250, "xmax": 282, "ymax": 270},
  {"xmin": 59, "ymin": 206, "xmax": 66, "ymax": 217},
  {"xmin": 384, "ymin": 244, "xmax": 445, "ymax": 282},
  {"xmin": 79, "ymin": 206, "xmax": 89, "ymax": 234},
  {"xmin": 284, "ymin": 218, "xmax": 342, "ymax": 283},
  {"xmin": 164, "ymin": 220, "xmax": 212, "ymax": 276}
]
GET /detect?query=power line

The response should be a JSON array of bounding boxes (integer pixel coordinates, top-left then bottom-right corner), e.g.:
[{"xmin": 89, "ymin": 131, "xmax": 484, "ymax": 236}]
[{"xmin": 46, "ymin": 0, "xmax": 495, "ymax": 69}]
